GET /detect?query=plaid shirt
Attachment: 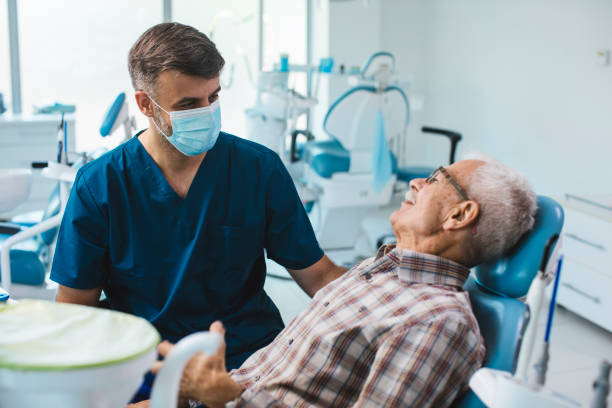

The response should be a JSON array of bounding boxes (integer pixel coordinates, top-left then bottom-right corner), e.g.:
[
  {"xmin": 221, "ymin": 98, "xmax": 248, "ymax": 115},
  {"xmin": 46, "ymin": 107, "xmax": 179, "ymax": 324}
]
[{"xmin": 230, "ymin": 245, "xmax": 485, "ymax": 407}]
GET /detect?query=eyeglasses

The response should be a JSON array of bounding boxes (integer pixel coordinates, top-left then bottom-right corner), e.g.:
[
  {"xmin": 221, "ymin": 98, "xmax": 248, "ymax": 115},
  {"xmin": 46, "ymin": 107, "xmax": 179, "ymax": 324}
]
[{"xmin": 425, "ymin": 166, "xmax": 470, "ymax": 201}]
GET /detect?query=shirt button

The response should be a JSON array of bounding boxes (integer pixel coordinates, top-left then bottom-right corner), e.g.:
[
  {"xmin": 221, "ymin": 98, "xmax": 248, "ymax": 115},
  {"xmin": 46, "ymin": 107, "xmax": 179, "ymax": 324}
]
[
  {"xmin": 288, "ymin": 338, "xmax": 293, "ymax": 344},
  {"xmin": 323, "ymin": 301, "xmax": 330, "ymax": 307}
]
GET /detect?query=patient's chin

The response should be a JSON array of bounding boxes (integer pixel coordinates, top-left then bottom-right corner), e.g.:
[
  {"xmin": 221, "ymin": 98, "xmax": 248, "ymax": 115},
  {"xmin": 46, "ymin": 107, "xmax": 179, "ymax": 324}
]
[{"xmin": 389, "ymin": 209, "xmax": 403, "ymax": 225}]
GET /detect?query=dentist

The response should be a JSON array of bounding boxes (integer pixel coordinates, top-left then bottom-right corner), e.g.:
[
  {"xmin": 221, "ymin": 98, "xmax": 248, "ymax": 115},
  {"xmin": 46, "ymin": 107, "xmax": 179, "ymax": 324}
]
[{"xmin": 50, "ymin": 22, "xmax": 345, "ymax": 399}]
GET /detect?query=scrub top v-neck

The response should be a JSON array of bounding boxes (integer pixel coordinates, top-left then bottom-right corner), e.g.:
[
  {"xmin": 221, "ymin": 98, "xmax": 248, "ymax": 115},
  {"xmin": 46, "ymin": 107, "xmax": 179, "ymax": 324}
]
[{"xmin": 51, "ymin": 131, "xmax": 323, "ymax": 368}]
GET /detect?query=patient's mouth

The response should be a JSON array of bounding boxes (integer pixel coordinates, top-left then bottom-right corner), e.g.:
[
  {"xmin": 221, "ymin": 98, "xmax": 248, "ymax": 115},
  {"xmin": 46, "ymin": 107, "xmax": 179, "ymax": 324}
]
[{"xmin": 404, "ymin": 191, "xmax": 415, "ymax": 206}]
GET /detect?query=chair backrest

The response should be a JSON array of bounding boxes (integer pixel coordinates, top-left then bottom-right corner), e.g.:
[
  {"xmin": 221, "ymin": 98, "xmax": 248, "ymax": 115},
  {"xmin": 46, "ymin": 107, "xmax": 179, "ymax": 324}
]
[
  {"xmin": 452, "ymin": 195, "xmax": 564, "ymax": 408},
  {"xmin": 323, "ymin": 85, "xmax": 409, "ymax": 153}
]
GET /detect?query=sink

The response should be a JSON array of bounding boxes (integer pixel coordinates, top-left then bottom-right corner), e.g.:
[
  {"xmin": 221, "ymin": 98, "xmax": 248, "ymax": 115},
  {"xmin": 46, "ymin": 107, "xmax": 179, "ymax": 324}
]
[{"xmin": 0, "ymin": 169, "xmax": 32, "ymax": 213}]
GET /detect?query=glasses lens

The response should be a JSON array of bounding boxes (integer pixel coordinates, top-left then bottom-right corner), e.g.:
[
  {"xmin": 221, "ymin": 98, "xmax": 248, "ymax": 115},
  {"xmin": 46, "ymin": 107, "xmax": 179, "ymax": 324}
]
[{"xmin": 426, "ymin": 168, "xmax": 440, "ymax": 184}]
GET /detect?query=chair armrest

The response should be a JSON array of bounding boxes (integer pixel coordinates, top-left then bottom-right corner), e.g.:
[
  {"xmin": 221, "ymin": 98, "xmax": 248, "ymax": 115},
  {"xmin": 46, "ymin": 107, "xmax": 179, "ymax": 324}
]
[
  {"xmin": 290, "ymin": 129, "xmax": 315, "ymax": 162},
  {"xmin": 0, "ymin": 223, "xmax": 22, "ymax": 236},
  {"xmin": 422, "ymin": 127, "xmax": 463, "ymax": 164}
]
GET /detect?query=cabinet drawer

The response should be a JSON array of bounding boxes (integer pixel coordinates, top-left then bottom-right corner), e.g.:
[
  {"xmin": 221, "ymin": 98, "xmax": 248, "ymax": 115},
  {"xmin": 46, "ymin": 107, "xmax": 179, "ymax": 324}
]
[
  {"xmin": 556, "ymin": 258, "xmax": 612, "ymax": 332},
  {"xmin": 562, "ymin": 208, "xmax": 612, "ymax": 275}
]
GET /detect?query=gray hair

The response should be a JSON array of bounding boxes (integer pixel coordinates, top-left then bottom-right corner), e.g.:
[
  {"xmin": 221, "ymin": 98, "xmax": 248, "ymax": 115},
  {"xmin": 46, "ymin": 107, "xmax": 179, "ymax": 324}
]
[{"xmin": 463, "ymin": 153, "xmax": 537, "ymax": 264}]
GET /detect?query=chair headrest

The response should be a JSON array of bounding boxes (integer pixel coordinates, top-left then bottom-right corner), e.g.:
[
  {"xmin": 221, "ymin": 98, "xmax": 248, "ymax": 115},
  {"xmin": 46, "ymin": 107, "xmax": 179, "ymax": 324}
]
[
  {"xmin": 323, "ymin": 86, "xmax": 409, "ymax": 151},
  {"xmin": 360, "ymin": 51, "xmax": 396, "ymax": 79},
  {"xmin": 474, "ymin": 195, "xmax": 564, "ymax": 299},
  {"xmin": 99, "ymin": 92, "xmax": 127, "ymax": 137}
]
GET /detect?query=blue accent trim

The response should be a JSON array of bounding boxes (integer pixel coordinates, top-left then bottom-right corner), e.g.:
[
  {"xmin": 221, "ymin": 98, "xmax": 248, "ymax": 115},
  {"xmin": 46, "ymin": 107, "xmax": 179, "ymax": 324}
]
[
  {"xmin": 322, "ymin": 85, "xmax": 410, "ymax": 145},
  {"xmin": 99, "ymin": 92, "xmax": 126, "ymax": 137},
  {"xmin": 360, "ymin": 51, "xmax": 395, "ymax": 77},
  {"xmin": 0, "ymin": 292, "xmax": 8, "ymax": 302},
  {"xmin": 544, "ymin": 256, "xmax": 563, "ymax": 342}
]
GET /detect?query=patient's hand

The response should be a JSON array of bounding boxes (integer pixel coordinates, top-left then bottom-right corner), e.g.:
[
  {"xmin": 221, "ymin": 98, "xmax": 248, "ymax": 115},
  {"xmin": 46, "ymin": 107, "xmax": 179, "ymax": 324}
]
[{"xmin": 152, "ymin": 321, "xmax": 243, "ymax": 408}]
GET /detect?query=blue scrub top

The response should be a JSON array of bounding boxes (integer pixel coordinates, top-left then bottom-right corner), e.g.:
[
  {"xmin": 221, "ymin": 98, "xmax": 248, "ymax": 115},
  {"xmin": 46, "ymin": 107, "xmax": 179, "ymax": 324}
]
[{"xmin": 50, "ymin": 131, "xmax": 323, "ymax": 368}]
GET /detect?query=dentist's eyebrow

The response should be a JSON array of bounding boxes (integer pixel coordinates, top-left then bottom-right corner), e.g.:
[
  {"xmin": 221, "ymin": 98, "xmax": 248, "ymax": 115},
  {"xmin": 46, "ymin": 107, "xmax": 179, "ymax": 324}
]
[{"xmin": 172, "ymin": 96, "xmax": 201, "ymax": 108}]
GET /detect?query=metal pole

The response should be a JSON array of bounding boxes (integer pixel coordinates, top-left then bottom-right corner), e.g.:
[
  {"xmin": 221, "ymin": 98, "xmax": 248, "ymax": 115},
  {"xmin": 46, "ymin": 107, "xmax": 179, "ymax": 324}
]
[
  {"xmin": 258, "ymin": 0, "xmax": 264, "ymax": 72},
  {"xmin": 306, "ymin": 0, "xmax": 313, "ymax": 130},
  {"xmin": 7, "ymin": 0, "xmax": 22, "ymax": 114},
  {"xmin": 162, "ymin": 0, "xmax": 172, "ymax": 22}
]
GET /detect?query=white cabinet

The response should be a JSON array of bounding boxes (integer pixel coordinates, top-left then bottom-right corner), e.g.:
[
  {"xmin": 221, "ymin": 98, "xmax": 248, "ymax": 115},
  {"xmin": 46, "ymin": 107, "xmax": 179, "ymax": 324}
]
[
  {"xmin": 558, "ymin": 194, "xmax": 612, "ymax": 332},
  {"xmin": 0, "ymin": 113, "xmax": 75, "ymax": 218}
]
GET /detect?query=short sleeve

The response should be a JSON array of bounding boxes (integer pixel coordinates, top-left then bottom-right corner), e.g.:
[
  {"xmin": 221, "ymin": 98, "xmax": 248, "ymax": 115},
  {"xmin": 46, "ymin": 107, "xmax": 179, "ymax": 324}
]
[
  {"xmin": 264, "ymin": 154, "xmax": 323, "ymax": 270},
  {"xmin": 50, "ymin": 170, "xmax": 109, "ymax": 289}
]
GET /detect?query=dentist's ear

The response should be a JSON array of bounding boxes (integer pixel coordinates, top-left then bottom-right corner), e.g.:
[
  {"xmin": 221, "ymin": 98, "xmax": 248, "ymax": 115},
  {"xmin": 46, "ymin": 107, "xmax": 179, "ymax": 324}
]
[
  {"xmin": 442, "ymin": 200, "xmax": 479, "ymax": 231},
  {"xmin": 134, "ymin": 91, "xmax": 154, "ymax": 117}
]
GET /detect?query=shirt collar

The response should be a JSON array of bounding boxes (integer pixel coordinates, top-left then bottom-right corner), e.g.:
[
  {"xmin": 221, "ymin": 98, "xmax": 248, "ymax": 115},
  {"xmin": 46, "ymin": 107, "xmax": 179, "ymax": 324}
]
[{"xmin": 373, "ymin": 244, "xmax": 470, "ymax": 289}]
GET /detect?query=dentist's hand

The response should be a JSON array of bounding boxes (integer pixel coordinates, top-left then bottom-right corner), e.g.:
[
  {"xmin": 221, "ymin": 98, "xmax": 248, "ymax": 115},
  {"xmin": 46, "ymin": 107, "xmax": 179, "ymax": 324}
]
[{"xmin": 152, "ymin": 321, "xmax": 243, "ymax": 408}]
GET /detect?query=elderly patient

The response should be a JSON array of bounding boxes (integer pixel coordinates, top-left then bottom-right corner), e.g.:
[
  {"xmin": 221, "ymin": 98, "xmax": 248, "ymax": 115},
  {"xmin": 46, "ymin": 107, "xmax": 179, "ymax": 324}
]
[{"xmin": 132, "ymin": 158, "xmax": 537, "ymax": 408}]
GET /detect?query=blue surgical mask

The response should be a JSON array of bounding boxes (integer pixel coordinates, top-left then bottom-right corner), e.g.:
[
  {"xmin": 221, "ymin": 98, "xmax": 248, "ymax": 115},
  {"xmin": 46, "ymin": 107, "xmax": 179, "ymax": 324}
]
[{"xmin": 150, "ymin": 97, "xmax": 222, "ymax": 156}]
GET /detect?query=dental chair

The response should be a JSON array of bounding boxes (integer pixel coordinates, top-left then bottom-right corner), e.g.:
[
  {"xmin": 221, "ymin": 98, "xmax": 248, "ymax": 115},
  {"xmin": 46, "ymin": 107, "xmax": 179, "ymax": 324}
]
[
  {"xmin": 0, "ymin": 92, "xmax": 134, "ymax": 299},
  {"xmin": 301, "ymin": 52, "xmax": 462, "ymax": 249},
  {"xmin": 452, "ymin": 195, "xmax": 565, "ymax": 408}
]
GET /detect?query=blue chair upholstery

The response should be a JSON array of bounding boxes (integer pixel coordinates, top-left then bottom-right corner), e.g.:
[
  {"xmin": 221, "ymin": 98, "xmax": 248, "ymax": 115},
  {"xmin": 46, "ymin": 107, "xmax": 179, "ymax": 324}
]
[
  {"xmin": 396, "ymin": 166, "xmax": 432, "ymax": 182},
  {"xmin": 452, "ymin": 195, "xmax": 564, "ymax": 408},
  {"xmin": 302, "ymin": 139, "xmax": 350, "ymax": 179}
]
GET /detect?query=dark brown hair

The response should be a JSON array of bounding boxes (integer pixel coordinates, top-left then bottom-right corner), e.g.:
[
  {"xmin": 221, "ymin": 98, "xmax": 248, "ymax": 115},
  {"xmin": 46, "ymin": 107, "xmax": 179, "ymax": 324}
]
[{"xmin": 128, "ymin": 23, "xmax": 225, "ymax": 95}]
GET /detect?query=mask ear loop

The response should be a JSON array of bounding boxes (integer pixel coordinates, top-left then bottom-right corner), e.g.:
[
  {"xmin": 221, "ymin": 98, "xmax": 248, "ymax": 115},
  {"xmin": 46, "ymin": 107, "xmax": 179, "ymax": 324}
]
[
  {"xmin": 147, "ymin": 94, "xmax": 169, "ymax": 114},
  {"xmin": 147, "ymin": 95, "xmax": 172, "ymax": 138}
]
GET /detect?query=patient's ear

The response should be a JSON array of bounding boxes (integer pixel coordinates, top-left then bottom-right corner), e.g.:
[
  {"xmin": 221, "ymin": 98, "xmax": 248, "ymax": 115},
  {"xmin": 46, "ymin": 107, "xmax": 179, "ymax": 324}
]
[{"xmin": 442, "ymin": 200, "xmax": 479, "ymax": 231}]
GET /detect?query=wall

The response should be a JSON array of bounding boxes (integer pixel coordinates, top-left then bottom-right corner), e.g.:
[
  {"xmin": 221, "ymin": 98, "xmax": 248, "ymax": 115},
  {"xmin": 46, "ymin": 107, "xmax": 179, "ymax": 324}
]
[
  {"xmin": 0, "ymin": 0, "xmax": 12, "ymax": 111},
  {"xmin": 381, "ymin": 0, "xmax": 612, "ymax": 196},
  {"xmin": 310, "ymin": 0, "xmax": 384, "ymax": 139}
]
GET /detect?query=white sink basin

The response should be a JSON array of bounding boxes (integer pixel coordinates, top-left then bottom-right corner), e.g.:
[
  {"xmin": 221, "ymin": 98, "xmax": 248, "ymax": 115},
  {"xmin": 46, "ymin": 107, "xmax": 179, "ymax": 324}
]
[{"xmin": 0, "ymin": 169, "xmax": 32, "ymax": 213}]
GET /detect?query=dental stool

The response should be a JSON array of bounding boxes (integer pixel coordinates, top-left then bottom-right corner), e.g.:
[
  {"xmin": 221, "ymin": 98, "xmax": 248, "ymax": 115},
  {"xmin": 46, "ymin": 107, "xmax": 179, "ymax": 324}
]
[{"xmin": 452, "ymin": 195, "xmax": 565, "ymax": 408}]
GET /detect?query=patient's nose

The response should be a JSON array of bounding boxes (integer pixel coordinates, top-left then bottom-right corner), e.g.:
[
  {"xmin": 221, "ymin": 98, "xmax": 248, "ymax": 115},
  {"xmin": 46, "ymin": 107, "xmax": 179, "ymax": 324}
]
[{"xmin": 410, "ymin": 178, "xmax": 424, "ymax": 193}]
